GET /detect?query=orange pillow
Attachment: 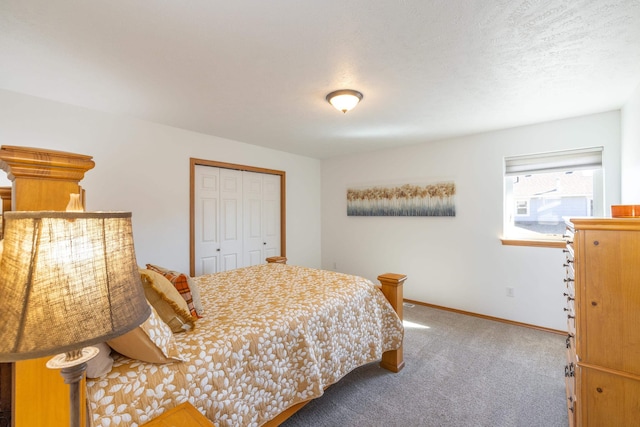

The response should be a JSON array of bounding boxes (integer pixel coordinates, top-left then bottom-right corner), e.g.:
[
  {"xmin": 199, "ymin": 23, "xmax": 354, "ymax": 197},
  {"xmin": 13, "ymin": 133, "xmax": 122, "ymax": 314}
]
[{"xmin": 146, "ymin": 264, "xmax": 200, "ymax": 318}]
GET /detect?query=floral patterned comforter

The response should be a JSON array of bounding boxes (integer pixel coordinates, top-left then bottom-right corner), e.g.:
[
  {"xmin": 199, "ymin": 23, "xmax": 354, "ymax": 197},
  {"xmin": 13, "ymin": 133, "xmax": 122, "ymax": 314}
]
[{"xmin": 87, "ymin": 263, "xmax": 404, "ymax": 426}]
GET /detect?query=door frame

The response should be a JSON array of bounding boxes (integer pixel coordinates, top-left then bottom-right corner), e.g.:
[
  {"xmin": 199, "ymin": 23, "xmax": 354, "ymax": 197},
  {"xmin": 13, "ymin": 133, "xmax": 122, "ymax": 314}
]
[{"xmin": 189, "ymin": 158, "xmax": 286, "ymax": 277}]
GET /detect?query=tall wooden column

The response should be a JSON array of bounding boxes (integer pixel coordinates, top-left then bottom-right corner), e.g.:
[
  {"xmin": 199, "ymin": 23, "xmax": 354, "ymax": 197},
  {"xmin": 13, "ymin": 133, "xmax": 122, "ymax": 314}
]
[
  {"xmin": 378, "ymin": 273, "xmax": 407, "ymax": 373},
  {"xmin": 0, "ymin": 145, "xmax": 94, "ymax": 211},
  {"xmin": 0, "ymin": 145, "xmax": 95, "ymax": 427}
]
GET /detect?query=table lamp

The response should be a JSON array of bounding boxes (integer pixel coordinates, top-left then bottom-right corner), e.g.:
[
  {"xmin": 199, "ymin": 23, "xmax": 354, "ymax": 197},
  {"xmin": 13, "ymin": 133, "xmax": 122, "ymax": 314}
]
[{"xmin": 0, "ymin": 211, "xmax": 151, "ymax": 427}]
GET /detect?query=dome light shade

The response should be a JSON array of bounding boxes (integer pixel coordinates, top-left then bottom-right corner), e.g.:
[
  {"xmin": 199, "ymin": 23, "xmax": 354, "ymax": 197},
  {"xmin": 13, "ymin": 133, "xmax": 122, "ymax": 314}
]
[{"xmin": 326, "ymin": 89, "xmax": 363, "ymax": 113}]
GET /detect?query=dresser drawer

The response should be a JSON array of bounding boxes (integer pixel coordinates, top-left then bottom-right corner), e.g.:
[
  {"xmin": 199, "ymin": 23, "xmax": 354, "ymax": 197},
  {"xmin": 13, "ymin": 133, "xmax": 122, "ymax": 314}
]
[
  {"xmin": 579, "ymin": 230, "xmax": 640, "ymax": 375},
  {"xmin": 565, "ymin": 374, "xmax": 577, "ymax": 427},
  {"xmin": 564, "ymin": 294, "xmax": 575, "ymax": 318},
  {"xmin": 565, "ymin": 346, "xmax": 577, "ymax": 427},
  {"xmin": 578, "ymin": 365, "xmax": 640, "ymax": 427},
  {"xmin": 566, "ymin": 292, "xmax": 576, "ymax": 338},
  {"xmin": 565, "ymin": 333, "xmax": 576, "ymax": 363}
]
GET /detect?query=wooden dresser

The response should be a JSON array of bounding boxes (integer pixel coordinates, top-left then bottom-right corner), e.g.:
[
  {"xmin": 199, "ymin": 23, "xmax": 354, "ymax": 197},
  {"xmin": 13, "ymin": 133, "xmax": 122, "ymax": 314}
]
[{"xmin": 563, "ymin": 218, "xmax": 640, "ymax": 426}]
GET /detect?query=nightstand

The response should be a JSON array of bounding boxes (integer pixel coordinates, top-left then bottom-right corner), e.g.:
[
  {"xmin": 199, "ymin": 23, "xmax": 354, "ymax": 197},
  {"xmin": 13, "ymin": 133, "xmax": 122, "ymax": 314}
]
[{"xmin": 141, "ymin": 402, "xmax": 213, "ymax": 427}]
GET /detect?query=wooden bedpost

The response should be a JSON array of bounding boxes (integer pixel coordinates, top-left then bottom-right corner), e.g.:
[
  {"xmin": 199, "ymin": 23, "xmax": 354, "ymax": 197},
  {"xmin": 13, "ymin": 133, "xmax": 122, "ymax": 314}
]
[
  {"xmin": 0, "ymin": 145, "xmax": 95, "ymax": 427},
  {"xmin": 377, "ymin": 273, "xmax": 406, "ymax": 373},
  {"xmin": 266, "ymin": 256, "xmax": 288, "ymax": 264},
  {"xmin": 0, "ymin": 145, "xmax": 94, "ymax": 211}
]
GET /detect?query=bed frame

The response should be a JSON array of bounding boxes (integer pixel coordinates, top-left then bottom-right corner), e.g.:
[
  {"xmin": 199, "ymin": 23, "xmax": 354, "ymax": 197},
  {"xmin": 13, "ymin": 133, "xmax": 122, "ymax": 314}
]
[{"xmin": 0, "ymin": 145, "xmax": 405, "ymax": 427}]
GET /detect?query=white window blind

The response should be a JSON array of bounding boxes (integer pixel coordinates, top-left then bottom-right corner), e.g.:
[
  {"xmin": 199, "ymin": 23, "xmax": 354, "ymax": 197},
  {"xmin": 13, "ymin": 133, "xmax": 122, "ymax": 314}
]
[{"xmin": 504, "ymin": 147, "xmax": 603, "ymax": 176}]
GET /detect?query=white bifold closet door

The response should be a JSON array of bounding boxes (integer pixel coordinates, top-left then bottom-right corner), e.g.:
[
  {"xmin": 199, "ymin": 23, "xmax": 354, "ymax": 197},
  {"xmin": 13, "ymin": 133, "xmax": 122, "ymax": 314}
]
[
  {"xmin": 194, "ymin": 165, "xmax": 281, "ymax": 276},
  {"xmin": 242, "ymin": 170, "xmax": 281, "ymax": 266}
]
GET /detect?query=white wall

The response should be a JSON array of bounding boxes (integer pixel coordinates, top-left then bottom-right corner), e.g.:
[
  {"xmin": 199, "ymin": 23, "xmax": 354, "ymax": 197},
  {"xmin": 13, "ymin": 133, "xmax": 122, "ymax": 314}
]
[
  {"xmin": 0, "ymin": 89, "xmax": 322, "ymax": 271},
  {"xmin": 321, "ymin": 111, "xmax": 621, "ymax": 331},
  {"xmin": 0, "ymin": 89, "xmax": 626, "ymax": 331},
  {"xmin": 621, "ymin": 82, "xmax": 640, "ymax": 203}
]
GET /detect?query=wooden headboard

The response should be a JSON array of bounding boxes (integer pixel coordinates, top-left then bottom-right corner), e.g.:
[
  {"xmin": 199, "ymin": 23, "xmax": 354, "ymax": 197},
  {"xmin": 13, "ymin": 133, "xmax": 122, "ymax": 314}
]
[{"xmin": 0, "ymin": 145, "xmax": 95, "ymax": 427}]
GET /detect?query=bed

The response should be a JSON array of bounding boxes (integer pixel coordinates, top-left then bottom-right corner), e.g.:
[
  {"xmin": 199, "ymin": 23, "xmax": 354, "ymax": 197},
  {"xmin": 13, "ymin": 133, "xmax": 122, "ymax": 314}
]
[
  {"xmin": 0, "ymin": 145, "xmax": 406, "ymax": 427},
  {"xmin": 86, "ymin": 262, "xmax": 404, "ymax": 426}
]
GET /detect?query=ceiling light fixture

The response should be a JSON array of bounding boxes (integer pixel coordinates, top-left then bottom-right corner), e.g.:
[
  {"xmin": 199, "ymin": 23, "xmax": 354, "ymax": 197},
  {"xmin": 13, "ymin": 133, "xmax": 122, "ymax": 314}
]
[{"xmin": 326, "ymin": 89, "xmax": 363, "ymax": 113}]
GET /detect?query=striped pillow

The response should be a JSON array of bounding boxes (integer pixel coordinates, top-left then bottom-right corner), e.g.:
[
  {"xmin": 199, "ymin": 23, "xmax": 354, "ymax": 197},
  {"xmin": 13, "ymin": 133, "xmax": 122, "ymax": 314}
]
[{"xmin": 146, "ymin": 264, "xmax": 201, "ymax": 318}]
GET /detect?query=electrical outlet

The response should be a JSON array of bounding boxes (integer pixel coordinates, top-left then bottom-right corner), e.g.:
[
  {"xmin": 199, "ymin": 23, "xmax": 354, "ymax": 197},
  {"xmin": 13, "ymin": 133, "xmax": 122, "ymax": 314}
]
[{"xmin": 506, "ymin": 287, "xmax": 515, "ymax": 297}]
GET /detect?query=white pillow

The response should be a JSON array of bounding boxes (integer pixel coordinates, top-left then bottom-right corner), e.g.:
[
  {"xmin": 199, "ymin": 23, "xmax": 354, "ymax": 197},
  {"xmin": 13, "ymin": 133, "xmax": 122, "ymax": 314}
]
[
  {"xmin": 187, "ymin": 276, "xmax": 204, "ymax": 316},
  {"xmin": 85, "ymin": 342, "xmax": 114, "ymax": 378}
]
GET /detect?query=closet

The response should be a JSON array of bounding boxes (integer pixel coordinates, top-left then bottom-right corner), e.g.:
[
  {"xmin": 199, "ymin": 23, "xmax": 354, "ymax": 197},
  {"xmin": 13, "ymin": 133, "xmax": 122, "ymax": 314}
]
[{"xmin": 191, "ymin": 161, "xmax": 284, "ymax": 276}]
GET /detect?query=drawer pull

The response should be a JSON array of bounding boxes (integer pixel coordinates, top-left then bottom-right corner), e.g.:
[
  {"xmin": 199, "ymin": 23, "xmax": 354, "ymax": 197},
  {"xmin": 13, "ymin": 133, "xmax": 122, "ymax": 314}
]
[
  {"xmin": 564, "ymin": 278, "xmax": 574, "ymax": 283},
  {"xmin": 565, "ymin": 363, "xmax": 575, "ymax": 377},
  {"xmin": 596, "ymin": 387, "xmax": 603, "ymax": 393},
  {"xmin": 593, "ymin": 240, "xmax": 599, "ymax": 246},
  {"xmin": 591, "ymin": 301, "xmax": 598, "ymax": 306},
  {"xmin": 567, "ymin": 315, "xmax": 575, "ymax": 320}
]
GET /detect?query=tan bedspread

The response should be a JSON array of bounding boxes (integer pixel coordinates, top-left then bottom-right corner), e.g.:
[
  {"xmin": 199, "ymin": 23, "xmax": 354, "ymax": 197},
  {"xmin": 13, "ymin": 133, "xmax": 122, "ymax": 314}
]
[{"xmin": 87, "ymin": 263, "xmax": 403, "ymax": 426}]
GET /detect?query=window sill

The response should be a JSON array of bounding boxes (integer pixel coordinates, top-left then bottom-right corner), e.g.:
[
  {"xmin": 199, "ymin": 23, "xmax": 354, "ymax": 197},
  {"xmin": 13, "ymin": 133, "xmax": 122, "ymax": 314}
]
[{"xmin": 500, "ymin": 238, "xmax": 566, "ymax": 249}]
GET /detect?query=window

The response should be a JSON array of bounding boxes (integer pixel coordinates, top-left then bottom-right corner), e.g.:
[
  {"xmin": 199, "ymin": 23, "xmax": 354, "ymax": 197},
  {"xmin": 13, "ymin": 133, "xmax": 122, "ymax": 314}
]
[{"xmin": 503, "ymin": 147, "xmax": 604, "ymax": 242}]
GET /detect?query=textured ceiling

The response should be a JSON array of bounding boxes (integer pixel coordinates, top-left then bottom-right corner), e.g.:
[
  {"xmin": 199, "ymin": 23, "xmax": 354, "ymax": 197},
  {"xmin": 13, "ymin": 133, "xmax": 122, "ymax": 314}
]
[{"xmin": 1, "ymin": 0, "xmax": 640, "ymax": 159}]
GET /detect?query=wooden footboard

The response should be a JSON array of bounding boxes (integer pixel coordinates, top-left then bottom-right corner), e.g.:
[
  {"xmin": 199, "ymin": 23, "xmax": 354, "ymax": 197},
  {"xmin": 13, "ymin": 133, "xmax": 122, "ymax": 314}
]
[{"xmin": 264, "ymin": 258, "xmax": 406, "ymax": 426}]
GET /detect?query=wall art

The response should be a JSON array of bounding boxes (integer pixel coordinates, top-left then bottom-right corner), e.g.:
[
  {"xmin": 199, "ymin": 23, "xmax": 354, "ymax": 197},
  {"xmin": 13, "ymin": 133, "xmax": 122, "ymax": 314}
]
[{"xmin": 347, "ymin": 182, "xmax": 456, "ymax": 217}]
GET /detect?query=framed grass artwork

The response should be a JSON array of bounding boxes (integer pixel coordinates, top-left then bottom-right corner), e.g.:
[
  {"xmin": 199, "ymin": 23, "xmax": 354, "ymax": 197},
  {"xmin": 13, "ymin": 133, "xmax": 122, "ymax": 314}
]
[{"xmin": 347, "ymin": 182, "xmax": 456, "ymax": 217}]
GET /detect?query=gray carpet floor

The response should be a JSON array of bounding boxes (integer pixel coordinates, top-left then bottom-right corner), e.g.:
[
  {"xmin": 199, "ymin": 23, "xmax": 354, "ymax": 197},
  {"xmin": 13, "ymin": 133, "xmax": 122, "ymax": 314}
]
[{"xmin": 282, "ymin": 303, "xmax": 568, "ymax": 427}]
